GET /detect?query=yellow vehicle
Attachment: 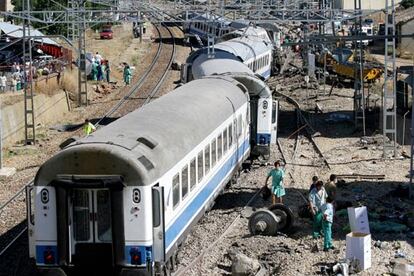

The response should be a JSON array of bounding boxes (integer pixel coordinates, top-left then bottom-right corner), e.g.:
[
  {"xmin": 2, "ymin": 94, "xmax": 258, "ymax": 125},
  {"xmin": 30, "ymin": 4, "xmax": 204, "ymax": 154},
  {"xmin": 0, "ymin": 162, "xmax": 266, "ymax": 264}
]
[{"xmin": 318, "ymin": 48, "xmax": 383, "ymax": 82}]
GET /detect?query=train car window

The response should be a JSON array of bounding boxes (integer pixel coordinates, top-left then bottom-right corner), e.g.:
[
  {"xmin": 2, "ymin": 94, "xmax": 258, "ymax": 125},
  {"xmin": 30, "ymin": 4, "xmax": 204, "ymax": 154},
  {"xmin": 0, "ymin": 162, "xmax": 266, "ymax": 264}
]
[
  {"xmin": 205, "ymin": 144, "xmax": 210, "ymax": 174},
  {"xmin": 197, "ymin": 151, "xmax": 204, "ymax": 183},
  {"xmin": 217, "ymin": 133, "xmax": 222, "ymax": 161},
  {"xmin": 223, "ymin": 129, "xmax": 228, "ymax": 154},
  {"xmin": 182, "ymin": 165, "xmax": 189, "ymax": 199},
  {"xmin": 173, "ymin": 173, "xmax": 180, "ymax": 208},
  {"xmin": 97, "ymin": 190, "xmax": 112, "ymax": 242},
  {"xmin": 272, "ymin": 101, "xmax": 277, "ymax": 124},
  {"xmin": 247, "ymin": 105, "xmax": 250, "ymax": 124},
  {"xmin": 190, "ymin": 158, "xmax": 196, "ymax": 190},
  {"xmin": 211, "ymin": 139, "xmax": 217, "ymax": 167},
  {"xmin": 237, "ymin": 115, "xmax": 242, "ymax": 138},
  {"xmin": 73, "ymin": 190, "xmax": 90, "ymax": 241},
  {"xmin": 228, "ymin": 124, "xmax": 233, "ymax": 148}
]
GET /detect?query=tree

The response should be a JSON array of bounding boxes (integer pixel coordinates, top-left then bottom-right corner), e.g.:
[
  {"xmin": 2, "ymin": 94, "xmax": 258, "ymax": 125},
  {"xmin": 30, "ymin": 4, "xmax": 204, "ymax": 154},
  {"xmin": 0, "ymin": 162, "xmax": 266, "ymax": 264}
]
[{"xmin": 401, "ymin": 0, "xmax": 414, "ymax": 9}]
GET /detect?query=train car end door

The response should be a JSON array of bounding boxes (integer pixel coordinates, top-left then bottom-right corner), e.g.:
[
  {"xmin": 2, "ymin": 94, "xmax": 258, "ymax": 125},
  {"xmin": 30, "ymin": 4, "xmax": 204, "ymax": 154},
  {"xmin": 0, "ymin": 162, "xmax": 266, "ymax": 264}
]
[
  {"xmin": 271, "ymin": 100, "xmax": 278, "ymax": 144},
  {"xmin": 152, "ymin": 186, "xmax": 165, "ymax": 266}
]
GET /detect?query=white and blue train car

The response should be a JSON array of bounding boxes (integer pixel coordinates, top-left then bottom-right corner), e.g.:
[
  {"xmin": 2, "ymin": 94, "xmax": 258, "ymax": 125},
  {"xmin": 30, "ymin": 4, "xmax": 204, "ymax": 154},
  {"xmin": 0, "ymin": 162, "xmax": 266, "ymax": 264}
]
[
  {"xmin": 27, "ymin": 77, "xmax": 252, "ymax": 276},
  {"xmin": 191, "ymin": 58, "xmax": 278, "ymax": 159},
  {"xmin": 183, "ymin": 12, "xmax": 235, "ymax": 43},
  {"xmin": 182, "ymin": 28, "xmax": 273, "ymax": 83}
]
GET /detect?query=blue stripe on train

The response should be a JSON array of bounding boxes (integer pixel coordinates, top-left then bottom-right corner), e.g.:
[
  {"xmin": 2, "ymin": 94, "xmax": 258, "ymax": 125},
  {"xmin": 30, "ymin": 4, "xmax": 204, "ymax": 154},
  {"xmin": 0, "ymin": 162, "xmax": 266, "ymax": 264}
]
[{"xmin": 165, "ymin": 139, "xmax": 250, "ymax": 249}]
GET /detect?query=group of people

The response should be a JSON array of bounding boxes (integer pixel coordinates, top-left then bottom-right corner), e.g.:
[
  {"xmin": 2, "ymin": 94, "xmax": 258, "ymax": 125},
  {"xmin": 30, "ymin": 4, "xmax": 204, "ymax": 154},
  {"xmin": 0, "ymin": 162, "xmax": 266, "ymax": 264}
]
[
  {"xmin": 0, "ymin": 60, "xmax": 64, "ymax": 93},
  {"xmin": 91, "ymin": 52, "xmax": 111, "ymax": 83},
  {"xmin": 264, "ymin": 162, "xmax": 337, "ymax": 252}
]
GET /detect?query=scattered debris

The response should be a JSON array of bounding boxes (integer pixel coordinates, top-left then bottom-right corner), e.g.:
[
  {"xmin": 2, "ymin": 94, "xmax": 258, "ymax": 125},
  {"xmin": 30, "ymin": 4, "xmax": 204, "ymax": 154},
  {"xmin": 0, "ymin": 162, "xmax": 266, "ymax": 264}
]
[{"xmin": 228, "ymin": 249, "xmax": 261, "ymax": 276}]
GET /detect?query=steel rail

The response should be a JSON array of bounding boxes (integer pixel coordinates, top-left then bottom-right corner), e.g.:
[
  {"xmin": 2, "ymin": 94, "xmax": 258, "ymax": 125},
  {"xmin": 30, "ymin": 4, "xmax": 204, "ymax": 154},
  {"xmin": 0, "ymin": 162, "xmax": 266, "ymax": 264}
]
[
  {"xmin": 0, "ymin": 181, "xmax": 33, "ymax": 257},
  {"xmin": 0, "ymin": 228, "xmax": 27, "ymax": 256},
  {"xmin": 0, "ymin": 181, "xmax": 33, "ymax": 212},
  {"xmin": 94, "ymin": 24, "xmax": 164, "ymax": 127},
  {"xmin": 143, "ymin": 23, "xmax": 176, "ymax": 105},
  {"xmin": 274, "ymin": 90, "xmax": 331, "ymax": 169}
]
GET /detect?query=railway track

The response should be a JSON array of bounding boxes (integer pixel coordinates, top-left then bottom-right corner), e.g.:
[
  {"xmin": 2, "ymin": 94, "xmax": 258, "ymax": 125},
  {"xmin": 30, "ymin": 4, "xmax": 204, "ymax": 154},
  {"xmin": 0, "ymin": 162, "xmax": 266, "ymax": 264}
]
[
  {"xmin": 96, "ymin": 23, "xmax": 177, "ymax": 126},
  {"xmin": 0, "ymin": 23, "xmax": 181, "ymax": 276}
]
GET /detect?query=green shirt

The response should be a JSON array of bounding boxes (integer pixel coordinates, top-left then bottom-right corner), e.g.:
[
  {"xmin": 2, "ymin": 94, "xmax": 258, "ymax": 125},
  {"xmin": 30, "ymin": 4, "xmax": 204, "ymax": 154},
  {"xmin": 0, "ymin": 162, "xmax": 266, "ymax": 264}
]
[{"xmin": 268, "ymin": 168, "xmax": 284, "ymax": 188}]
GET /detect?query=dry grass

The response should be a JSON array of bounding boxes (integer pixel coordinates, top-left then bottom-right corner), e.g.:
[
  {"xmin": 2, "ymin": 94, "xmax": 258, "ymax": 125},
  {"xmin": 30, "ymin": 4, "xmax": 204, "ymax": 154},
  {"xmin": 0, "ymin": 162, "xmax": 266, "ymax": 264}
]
[
  {"xmin": 33, "ymin": 76, "xmax": 60, "ymax": 96},
  {"xmin": 59, "ymin": 68, "xmax": 78, "ymax": 94}
]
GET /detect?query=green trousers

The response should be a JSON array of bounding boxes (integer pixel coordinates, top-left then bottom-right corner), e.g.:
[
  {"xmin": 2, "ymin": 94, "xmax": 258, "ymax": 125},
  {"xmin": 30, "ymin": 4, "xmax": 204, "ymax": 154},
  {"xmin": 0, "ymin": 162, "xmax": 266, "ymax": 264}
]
[
  {"xmin": 312, "ymin": 211, "xmax": 323, "ymax": 238},
  {"xmin": 322, "ymin": 220, "xmax": 333, "ymax": 249}
]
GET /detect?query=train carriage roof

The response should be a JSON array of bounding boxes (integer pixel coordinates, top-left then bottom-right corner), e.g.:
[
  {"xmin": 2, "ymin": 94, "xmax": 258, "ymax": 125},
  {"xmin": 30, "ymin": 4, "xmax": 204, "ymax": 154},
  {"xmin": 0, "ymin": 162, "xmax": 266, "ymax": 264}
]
[
  {"xmin": 192, "ymin": 58, "xmax": 253, "ymax": 79},
  {"xmin": 35, "ymin": 77, "xmax": 248, "ymax": 187}
]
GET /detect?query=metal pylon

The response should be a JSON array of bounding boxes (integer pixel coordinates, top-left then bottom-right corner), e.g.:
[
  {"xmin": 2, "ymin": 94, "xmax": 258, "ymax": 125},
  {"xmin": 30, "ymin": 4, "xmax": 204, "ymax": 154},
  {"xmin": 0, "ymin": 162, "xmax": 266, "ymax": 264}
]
[
  {"xmin": 77, "ymin": 7, "xmax": 88, "ymax": 106},
  {"xmin": 68, "ymin": 0, "xmax": 79, "ymax": 41},
  {"xmin": 23, "ymin": 0, "xmax": 35, "ymax": 145},
  {"xmin": 410, "ymin": 68, "xmax": 414, "ymax": 199},
  {"xmin": 353, "ymin": 0, "xmax": 366, "ymax": 135},
  {"xmin": 383, "ymin": 0, "xmax": 397, "ymax": 157}
]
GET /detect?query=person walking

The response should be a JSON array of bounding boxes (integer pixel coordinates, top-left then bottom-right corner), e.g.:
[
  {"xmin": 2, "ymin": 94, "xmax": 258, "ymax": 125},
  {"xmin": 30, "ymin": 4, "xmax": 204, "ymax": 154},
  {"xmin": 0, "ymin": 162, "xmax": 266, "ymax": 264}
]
[
  {"xmin": 309, "ymin": 181, "xmax": 327, "ymax": 239},
  {"xmin": 309, "ymin": 175, "xmax": 318, "ymax": 192},
  {"xmin": 322, "ymin": 197, "xmax": 335, "ymax": 251},
  {"xmin": 10, "ymin": 76, "xmax": 17, "ymax": 92},
  {"xmin": 264, "ymin": 160, "xmax": 286, "ymax": 204},
  {"xmin": 104, "ymin": 60, "xmax": 111, "ymax": 83},
  {"xmin": 97, "ymin": 62, "xmax": 103, "ymax": 81},
  {"xmin": 83, "ymin": 119, "xmax": 96, "ymax": 136},
  {"xmin": 325, "ymin": 174, "xmax": 337, "ymax": 201},
  {"xmin": 91, "ymin": 62, "xmax": 98, "ymax": 81},
  {"xmin": 123, "ymin": 64, "xmax": 132, "ymax": 85},
  {"xmin": 0, "ymin": 74, "xmax": 7, "ymax": 92}
]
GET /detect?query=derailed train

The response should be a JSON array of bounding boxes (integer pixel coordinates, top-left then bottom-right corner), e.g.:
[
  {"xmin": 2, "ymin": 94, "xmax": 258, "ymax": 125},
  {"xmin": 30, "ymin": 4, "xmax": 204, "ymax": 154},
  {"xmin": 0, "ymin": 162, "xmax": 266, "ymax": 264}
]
[{"xmin": 27, "ymin": 27, "xmax": 278, "ymax": 276}]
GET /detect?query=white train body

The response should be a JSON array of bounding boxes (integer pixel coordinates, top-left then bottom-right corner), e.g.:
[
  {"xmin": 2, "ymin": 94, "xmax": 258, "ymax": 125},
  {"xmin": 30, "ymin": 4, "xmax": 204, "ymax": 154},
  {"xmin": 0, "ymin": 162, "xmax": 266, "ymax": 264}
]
[
  {"xmin": 183, "ymin": 26, "xmax": 273, "ymax": 83},
  {"xmin": 28, "ymin": 77, "xmax": 253, "ymax": 276}
]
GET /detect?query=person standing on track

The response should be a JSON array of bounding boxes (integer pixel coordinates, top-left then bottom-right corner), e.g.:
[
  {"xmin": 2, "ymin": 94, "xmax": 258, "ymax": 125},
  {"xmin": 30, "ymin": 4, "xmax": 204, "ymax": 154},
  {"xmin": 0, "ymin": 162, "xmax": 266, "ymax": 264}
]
[
  {"xmin": 264, "ymin": 160, "xmax": 286, "ymax": 204},
  {"xmin": 83, "ymin": 119, "xmax": 96, "ymax": 136},
  {"xmin": 123, "ymin": 63, "xmax": 132, "ymax": 85},
  {"xmin": 322, "ymin": 196, "xmax": 335, "ymax": 251},
  {"xmin": 104, "ymin": 60, "xmax": 111, "ymax": 83},
  {"xmin": 309, "ymin": 181, "xmax": 328, "ymax": 239}
]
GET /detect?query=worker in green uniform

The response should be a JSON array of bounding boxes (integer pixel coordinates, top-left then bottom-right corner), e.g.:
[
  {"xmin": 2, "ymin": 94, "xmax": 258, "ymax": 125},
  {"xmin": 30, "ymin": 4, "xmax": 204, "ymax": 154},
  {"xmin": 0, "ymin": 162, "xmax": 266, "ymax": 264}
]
[
  {"xmin": 91, "ymin": 61, "xmax": 98, "ymax": 81},
  {"xmin": 322, "ymin": 197, "xmax": 335, "ymax": 251},
  {"xmin": 264, "ymin": 160, "xmax": 286, "ymax": 204},
  {"xmin": 309, "ymin": 181, "xmax": 328, "ymax": 239},
  {"xmin": 83, "ymin": 119, "xmax": 96, "ymax": 136},
  {"xmin": 123, "ymin": 63, "xmax": 132, "ymax": 85}
]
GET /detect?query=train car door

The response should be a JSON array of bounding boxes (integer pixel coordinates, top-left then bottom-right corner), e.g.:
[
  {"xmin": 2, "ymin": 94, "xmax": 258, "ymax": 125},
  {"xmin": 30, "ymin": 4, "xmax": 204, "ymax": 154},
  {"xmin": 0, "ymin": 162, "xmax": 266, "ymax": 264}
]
[
  {"xmin": 26, "ymin": 185, "xmax": 35, "ymax": 258},
  {"xmin": 69, "ymin": 189, "xmax": 113, "ymax": 267},
  {"xmin": 271, "ymin": 100, "xmax": 279, "ymax": 144},
  {"xmin": 152, "ymin": 186, "xmax": 165, "ymax": 262}
]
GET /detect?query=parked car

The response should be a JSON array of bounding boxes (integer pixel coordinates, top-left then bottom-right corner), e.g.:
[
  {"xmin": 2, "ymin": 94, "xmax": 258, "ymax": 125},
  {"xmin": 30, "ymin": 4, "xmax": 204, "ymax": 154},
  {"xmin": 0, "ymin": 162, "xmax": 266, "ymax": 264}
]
[{"xmin": 100, "ymin": 27, "xmax": 113, "ymax": 39}]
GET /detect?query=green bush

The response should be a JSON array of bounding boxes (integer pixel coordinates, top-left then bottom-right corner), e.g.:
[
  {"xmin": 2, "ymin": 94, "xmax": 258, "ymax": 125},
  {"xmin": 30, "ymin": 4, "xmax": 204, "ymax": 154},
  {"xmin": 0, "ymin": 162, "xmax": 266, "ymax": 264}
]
[{"xmin": 401, "ymin": 0, "xmax": 414, "ymax": 9}]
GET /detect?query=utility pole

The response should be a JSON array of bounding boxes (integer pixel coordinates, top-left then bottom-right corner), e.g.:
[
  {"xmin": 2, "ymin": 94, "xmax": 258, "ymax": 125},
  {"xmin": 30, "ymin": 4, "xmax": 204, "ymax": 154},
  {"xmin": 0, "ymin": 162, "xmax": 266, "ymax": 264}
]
[
  {"xmin": 77, "ymin": 0, "xmax": 88, "ymax": 106},
  {"xmin": 23, "ymin": 0, "xmax": 35, "ymax": 145}
]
